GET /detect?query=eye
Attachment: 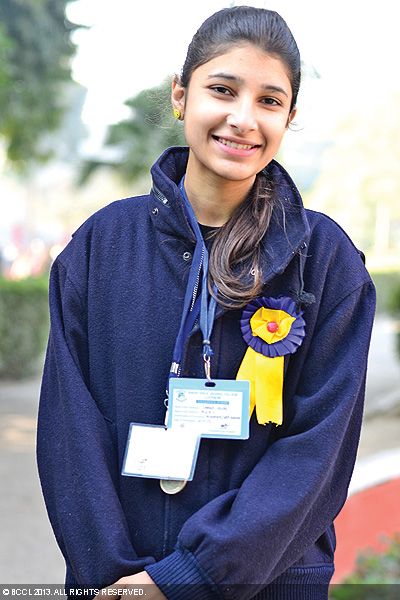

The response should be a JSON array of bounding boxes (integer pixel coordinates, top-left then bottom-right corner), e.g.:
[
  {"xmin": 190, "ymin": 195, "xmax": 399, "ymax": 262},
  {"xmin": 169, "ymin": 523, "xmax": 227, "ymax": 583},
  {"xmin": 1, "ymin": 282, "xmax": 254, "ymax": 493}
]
[
  {"xmin": 261, "ymin": 97, "xmax": 281, "ymax": 106},
  {"xmin": 210, "ymin": 85, "xmax": 233, "ymax": 96}
]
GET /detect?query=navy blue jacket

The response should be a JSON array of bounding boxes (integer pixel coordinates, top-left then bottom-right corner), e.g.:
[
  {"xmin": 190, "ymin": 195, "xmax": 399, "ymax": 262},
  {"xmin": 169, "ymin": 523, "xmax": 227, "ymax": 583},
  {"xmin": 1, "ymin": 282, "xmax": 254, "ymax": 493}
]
[{"xmin": 37, "ymin": 147, "xmax": 376, "ymax": 599}]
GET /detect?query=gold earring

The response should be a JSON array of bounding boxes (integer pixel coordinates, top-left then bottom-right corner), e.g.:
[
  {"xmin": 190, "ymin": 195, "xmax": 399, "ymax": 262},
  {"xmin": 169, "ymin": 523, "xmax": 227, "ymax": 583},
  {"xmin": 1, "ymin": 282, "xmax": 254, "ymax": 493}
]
[{"xmin": 173, "ymin": 108, "xmax": 182, "ymax": 120}]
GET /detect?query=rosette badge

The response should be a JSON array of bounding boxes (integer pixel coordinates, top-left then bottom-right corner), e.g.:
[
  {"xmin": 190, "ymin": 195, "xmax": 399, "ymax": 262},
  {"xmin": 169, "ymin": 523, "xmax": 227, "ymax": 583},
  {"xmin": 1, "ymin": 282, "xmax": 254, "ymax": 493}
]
[{"xmin": 237, "ymin": 296, "xmax": 306, "ymax": 425}]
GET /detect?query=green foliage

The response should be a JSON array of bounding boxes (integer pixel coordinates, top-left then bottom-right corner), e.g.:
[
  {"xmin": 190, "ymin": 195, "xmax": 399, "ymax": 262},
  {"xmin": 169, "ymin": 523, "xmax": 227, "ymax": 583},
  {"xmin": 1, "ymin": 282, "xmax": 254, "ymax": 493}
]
[
  {"xmin": 0, "ymin": 21, "xmax": 13, "ymax": 88},
  {"xmin": 382, "ymin": 277, "xmax": 400, "ymax": 358},
  {"xmin": 0, "ymin": 276, "xmax": 49, "ymax": 379},
  {"xmin": 387, "ymin": 283, "xmax": 400, "ymax": 316},
  {"xmin": 0, "ymin": 0, "xmax": 80, "ymax": 167},
  {"xmin": 370, "ymin": 271, "xmax": 400, "ymax": 314},
  {"xmin": 330, "ymin": 536, "xmax": 400, "ymax": 599},
  {"xmin": 80, "ymin": 78, "xmax": 186, "ymax": 183}
]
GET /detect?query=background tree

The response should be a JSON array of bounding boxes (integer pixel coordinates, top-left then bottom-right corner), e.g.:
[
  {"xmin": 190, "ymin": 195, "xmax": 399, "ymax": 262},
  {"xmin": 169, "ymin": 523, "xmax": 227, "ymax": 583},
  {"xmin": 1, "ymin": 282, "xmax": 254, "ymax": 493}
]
[
  {"xmin": 80, "ymin": 78, "xmax": 186, "ymax": 183},
  {"xmin": 0, "ymin": 0, "xmax": 81, "ymax": 168}
]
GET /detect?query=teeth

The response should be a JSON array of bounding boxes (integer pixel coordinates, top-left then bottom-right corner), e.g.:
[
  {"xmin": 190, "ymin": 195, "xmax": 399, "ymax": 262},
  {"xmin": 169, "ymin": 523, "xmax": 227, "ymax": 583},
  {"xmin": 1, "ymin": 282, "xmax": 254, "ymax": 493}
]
[{"xmin": 218, "ymin": 137, "xmax": 255, "ymax": 150}]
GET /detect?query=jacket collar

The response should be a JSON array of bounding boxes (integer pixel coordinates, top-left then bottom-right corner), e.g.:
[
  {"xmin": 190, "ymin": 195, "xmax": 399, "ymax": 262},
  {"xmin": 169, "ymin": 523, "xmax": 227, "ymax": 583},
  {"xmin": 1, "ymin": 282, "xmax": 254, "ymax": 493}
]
[{"xmin": 149, "ymin": 146, "xmax": 310, "ymax": 284}]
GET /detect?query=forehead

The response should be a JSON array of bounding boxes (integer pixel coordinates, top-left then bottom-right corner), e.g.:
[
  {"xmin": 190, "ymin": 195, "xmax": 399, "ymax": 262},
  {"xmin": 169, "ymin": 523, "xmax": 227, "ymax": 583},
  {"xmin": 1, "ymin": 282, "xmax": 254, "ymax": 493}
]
[{"xmin": 192, "ymin": 43, "xmax": 292, "ymax": 90}]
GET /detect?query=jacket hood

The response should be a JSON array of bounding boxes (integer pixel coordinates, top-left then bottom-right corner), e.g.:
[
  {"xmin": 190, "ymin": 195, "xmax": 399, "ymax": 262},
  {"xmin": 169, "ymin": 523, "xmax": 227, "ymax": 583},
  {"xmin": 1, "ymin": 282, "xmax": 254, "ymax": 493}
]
[{"xmin": 150, "ymin": 146, "xmax": 311, "ymax": 287}]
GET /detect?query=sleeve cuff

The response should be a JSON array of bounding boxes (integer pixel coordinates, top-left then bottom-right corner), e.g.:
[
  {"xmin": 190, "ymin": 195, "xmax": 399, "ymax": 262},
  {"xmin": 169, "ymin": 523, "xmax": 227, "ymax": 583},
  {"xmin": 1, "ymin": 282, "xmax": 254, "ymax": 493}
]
[{"xmin": 145, "ymin": 548, "xmax": 222, "ymax": 600}]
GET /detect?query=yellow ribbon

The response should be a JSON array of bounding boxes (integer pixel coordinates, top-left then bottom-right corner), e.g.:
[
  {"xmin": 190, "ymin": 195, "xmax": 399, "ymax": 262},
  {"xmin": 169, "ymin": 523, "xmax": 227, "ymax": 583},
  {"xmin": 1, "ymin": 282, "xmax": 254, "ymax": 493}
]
[{"xmin": 236, "ymin": 308, "xmax": 295, "ymax": 426}]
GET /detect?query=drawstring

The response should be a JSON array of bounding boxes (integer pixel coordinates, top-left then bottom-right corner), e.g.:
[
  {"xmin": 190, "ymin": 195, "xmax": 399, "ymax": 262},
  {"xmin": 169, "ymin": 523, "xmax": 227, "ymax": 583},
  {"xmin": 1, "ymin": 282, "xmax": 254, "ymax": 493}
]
[{"xmin": 296, "ymin": 243, "xmax": 316, "ymax": 310}]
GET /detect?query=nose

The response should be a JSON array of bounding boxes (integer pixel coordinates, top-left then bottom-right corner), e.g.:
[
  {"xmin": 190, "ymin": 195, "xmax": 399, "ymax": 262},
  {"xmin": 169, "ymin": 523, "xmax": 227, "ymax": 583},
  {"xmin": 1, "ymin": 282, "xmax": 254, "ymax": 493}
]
[{"xmin": 226, "ymin": 98, "xmax": 257, "ymax": 133}]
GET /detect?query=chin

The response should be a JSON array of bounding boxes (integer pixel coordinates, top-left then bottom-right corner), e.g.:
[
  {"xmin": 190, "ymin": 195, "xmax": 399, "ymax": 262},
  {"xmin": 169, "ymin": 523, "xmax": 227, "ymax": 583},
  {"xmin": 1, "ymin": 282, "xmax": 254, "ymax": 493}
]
[
  {"xmin": 213, "ymin": 167, "xmax": 259, "ymax": 183},
  {"xmin": 212, "ymin": 156, "xmax": 271, "ymax": 182}
]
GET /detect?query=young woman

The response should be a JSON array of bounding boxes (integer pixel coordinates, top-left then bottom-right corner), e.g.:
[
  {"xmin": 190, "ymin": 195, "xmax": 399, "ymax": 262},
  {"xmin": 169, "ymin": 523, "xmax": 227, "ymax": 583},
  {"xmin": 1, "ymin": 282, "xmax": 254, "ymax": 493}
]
[{"xmin": 37, "ymin": 6, "xmax": 376, "ymax": 600}]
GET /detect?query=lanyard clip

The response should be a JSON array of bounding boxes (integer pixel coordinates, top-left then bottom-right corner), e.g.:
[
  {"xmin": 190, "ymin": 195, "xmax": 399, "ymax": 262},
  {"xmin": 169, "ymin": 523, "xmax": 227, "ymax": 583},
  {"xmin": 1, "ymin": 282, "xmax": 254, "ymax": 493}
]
[
  {"xmin": 202, "ymin": 337, "xmax": 213, "ymax": 381},
  {"xmin": 203, "ymin": 354, "xmax": 211, "ymax": 380}
]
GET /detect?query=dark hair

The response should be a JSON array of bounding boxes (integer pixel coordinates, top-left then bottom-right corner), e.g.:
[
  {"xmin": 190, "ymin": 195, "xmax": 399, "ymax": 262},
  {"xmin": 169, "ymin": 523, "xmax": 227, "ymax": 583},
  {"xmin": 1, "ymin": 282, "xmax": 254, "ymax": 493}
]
[
  {"xmin": 180, "ymin": 6, "xmax": 301, "ymax": 308},
  {"xmin": 181, "ymin": 6, "xmax": 300, "ymax": 112}
]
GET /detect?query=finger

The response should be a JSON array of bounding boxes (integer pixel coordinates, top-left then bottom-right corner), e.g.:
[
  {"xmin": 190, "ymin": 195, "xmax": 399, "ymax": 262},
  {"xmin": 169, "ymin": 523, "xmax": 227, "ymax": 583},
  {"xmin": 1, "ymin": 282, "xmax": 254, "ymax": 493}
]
[{"xmin": 96, "ymin": 584, "xmax": 123, "ymax": 598}]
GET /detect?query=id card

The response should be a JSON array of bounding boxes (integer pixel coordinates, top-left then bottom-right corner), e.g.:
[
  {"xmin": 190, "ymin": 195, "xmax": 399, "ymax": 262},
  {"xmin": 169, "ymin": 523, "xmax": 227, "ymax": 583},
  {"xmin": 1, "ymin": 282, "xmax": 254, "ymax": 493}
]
[
  {"xmin": 121, "ymin": 424, "xmax": 200, "ymax": 481},
  {"xmin": 167, "ymin": 378, "xmax": 250, "ymax": 439}
]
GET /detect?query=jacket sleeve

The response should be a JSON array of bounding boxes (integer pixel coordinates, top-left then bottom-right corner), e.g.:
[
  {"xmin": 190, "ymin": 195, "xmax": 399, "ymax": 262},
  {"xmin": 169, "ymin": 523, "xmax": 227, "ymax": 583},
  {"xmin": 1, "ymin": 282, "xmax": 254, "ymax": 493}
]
[
  {"xmin": 36, "ymin": 257, "xmax": 155, "ymax": 588},
  {"xmin": 146, "ymin": 279, "xmax": 376, "ymax": 599}
]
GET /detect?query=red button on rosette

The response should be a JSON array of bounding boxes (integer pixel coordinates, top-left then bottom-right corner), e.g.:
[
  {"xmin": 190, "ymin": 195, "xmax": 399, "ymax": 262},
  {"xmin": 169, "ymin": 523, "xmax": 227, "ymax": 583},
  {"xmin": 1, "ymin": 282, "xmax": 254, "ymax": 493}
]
[{"xmin": 240, "ymin": 296, "xmax": 306, "ymax": 358}]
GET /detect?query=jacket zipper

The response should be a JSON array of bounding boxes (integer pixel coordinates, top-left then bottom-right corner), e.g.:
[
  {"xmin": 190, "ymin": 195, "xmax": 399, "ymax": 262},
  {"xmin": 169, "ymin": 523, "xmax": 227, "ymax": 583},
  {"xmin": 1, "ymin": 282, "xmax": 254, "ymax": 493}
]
[
  {"xmin": 190, "ymin": 247, "xmax": 204, "ymax": 311},
  {"xmin": 177, "ymin": 248, "xmax": 203, "ymax": 377},
  {"xmin": 152, "ymin": 185, "xmax": 170, "ymax": 206}
]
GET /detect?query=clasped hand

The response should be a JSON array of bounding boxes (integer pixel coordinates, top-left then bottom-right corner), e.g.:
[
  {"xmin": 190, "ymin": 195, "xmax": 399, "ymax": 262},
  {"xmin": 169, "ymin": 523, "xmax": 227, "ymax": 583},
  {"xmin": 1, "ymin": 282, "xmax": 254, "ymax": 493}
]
[{"xmin": 97, "ymin": 571, "xmax": 166, "ymax": 599}]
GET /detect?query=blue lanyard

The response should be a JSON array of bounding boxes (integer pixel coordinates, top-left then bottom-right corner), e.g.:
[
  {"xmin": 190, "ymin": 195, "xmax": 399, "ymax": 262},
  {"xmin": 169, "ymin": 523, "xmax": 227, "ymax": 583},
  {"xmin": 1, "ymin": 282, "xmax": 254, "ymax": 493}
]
[{"xmin": 169, "ymin": 177, "xmax": 218, "ymax": 380}]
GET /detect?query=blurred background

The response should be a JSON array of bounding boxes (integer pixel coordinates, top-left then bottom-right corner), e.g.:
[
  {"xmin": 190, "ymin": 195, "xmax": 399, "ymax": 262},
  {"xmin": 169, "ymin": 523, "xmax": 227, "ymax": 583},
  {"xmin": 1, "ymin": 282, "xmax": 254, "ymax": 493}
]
[{"xmin": 0, "ymin": 0, "xmax": 399, "ymax": 591}]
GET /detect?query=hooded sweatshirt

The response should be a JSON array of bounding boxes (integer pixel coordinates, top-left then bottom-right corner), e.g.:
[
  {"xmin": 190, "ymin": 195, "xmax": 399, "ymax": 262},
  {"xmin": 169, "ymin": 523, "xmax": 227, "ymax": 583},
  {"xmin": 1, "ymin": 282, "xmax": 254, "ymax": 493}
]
[{"xmin": 37, "ymin": 146, "xmax": 376, "ymax": 600}]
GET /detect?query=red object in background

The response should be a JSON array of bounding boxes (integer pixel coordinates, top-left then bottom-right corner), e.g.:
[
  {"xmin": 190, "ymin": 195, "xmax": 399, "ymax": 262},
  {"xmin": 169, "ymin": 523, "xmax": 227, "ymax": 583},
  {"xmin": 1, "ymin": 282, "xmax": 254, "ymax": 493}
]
[{"xmin": 333, "ymin": 477, "xmax": 400, "ymax": 582}]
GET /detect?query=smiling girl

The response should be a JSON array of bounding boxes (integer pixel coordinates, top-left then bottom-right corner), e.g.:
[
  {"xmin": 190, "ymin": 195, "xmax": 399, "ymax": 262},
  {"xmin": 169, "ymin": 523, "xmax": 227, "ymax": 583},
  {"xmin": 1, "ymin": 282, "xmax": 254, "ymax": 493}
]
[{"xmin": 37, "ymin": 6, "xmax": 375, "ymax": 600}]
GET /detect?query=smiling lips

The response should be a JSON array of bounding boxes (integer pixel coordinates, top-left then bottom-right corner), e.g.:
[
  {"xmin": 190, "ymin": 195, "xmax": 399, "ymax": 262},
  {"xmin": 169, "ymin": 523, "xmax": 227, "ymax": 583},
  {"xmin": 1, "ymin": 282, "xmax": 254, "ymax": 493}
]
[{"xmin": 213, "ymin": 135, "xmax": 261, "ymax": 155}]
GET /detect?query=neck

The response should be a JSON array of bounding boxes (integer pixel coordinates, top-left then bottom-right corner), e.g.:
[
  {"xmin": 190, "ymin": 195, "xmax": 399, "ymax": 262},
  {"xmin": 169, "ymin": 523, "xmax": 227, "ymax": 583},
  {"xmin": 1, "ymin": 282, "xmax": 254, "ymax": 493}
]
[{"xmin": 183, "ymin": 153, "xmax": 256, "ymax": 227}]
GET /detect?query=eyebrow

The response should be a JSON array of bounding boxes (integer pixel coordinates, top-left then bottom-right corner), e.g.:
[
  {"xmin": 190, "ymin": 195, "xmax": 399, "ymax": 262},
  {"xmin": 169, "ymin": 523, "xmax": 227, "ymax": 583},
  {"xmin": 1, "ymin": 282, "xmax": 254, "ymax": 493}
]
[{"xmin": 207, "ymin": 73, "xmax": 289, "ymax": 97}]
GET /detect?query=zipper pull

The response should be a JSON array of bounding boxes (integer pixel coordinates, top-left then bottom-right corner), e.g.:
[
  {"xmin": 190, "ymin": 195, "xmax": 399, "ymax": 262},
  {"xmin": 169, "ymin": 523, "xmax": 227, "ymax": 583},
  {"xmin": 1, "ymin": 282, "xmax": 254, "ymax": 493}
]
[{"xmin": 164, "ymin": 395, "xmax": 169, "ymax": 427}]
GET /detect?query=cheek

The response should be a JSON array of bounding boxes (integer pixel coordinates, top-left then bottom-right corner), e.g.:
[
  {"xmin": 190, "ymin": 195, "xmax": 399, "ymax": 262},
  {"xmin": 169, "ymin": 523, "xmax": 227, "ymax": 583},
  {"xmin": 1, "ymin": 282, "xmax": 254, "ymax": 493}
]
[
  {"xmin": 266, "ymin": 116, "xmax": 289, "ymax": 144},
  {"xmin": 183, "ymin": 118, "xmax": 200, "ymax": 147},
  {"xmin": 184, "ymin": 111, "xmax": 214, "ymax": 144},
  {"xmin": 184, "ymin": 99, "xmax": 226, "ymax": 134}
]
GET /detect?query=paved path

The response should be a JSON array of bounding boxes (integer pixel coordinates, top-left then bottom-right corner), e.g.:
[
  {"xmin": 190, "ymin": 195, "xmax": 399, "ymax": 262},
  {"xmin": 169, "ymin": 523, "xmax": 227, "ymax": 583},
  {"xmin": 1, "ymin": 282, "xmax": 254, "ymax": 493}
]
[
  {"xmin": 0, "ymin": 315, "xmax": 399, "ymax": 584},
  {"xmin": 0, "ymin": 377, "xmax": 65, "ymax": 583}
]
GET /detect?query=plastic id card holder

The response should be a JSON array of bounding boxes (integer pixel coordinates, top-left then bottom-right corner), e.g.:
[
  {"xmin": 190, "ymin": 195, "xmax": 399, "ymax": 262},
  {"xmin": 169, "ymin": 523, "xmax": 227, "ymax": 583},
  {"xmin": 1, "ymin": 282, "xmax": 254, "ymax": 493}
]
[
  {"xmin": 167, "ymin": 378, "xmax": 250, "ymax": 440},
  {"xmin": 121, "ymin": 424, "xmax": 200, "ymax": 481}
]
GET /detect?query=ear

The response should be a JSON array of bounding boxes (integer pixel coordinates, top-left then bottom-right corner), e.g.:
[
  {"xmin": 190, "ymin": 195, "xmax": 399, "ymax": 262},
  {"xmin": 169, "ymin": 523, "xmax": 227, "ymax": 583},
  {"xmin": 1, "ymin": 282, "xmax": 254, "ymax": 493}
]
[
  {"xmin": 171, "ymin": 76, "xmax": 186, "ymax": 118},
  {"xmin": 286, "ymin": 107, "xmax": 297, "ymax": 128}
]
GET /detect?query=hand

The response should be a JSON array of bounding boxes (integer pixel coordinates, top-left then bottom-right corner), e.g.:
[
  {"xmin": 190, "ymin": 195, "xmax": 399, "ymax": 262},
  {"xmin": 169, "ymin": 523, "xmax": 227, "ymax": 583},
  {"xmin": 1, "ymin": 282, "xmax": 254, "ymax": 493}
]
[{"xmin": 97, "ymin": 571, "xmax": 167, "ymax": 599}]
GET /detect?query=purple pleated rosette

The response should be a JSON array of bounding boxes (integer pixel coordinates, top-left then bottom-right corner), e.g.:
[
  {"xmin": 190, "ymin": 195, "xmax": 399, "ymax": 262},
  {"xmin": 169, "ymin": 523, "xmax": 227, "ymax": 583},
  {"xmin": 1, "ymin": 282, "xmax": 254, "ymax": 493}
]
[{"xmin": 240, "ymin": 296, "xmax": 306, "ymax": 358}]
